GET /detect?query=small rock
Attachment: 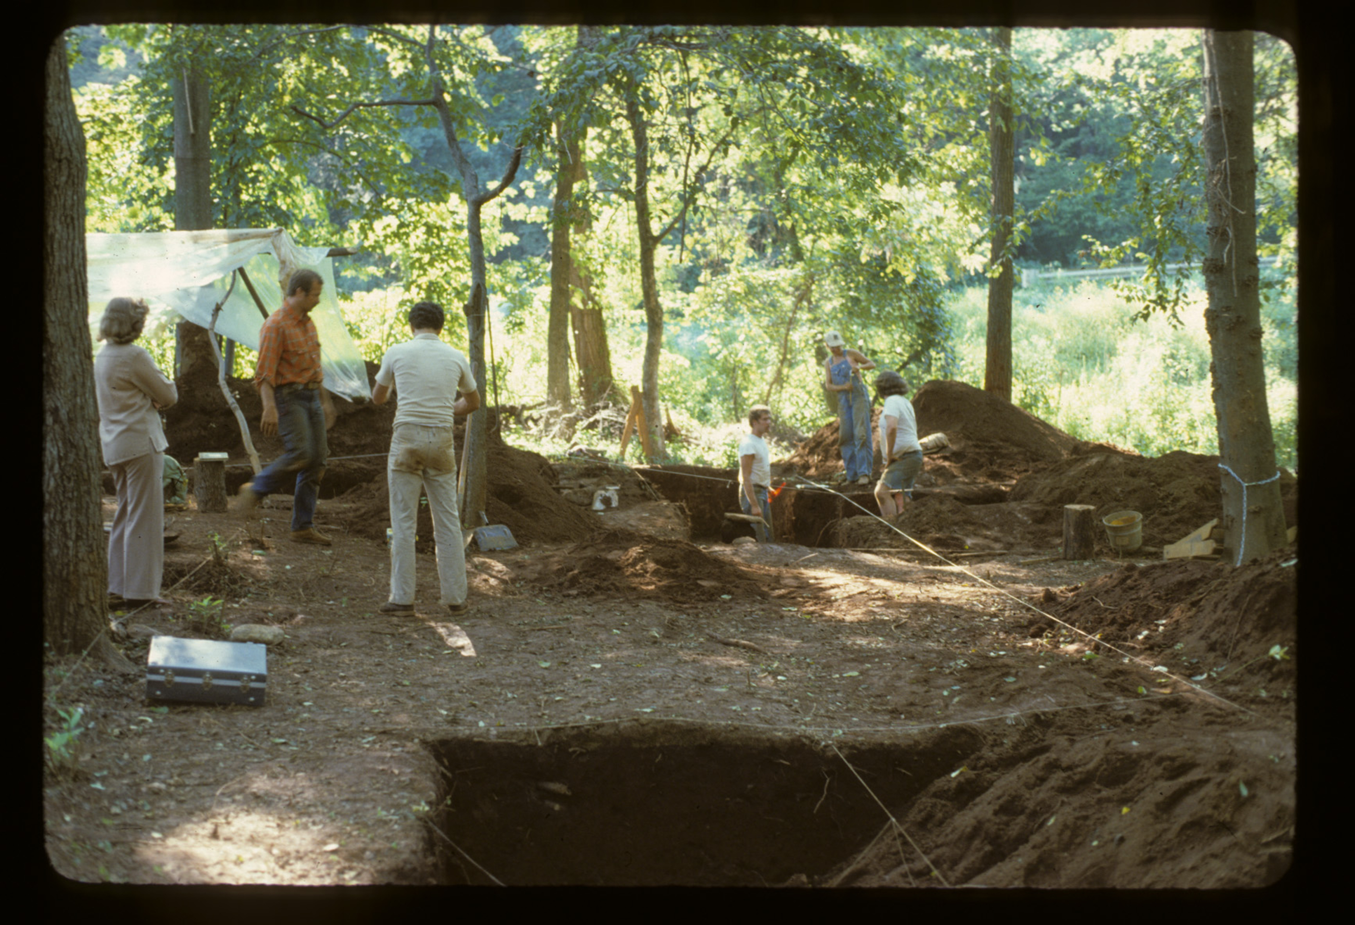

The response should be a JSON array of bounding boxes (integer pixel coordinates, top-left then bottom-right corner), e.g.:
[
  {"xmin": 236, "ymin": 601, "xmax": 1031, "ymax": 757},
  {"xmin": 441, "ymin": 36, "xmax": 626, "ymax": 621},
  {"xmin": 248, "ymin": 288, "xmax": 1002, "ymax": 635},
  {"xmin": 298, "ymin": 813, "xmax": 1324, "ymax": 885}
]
[{"xmin": 230, "ymin": 624, "xmax": 285, "ymax": 645}]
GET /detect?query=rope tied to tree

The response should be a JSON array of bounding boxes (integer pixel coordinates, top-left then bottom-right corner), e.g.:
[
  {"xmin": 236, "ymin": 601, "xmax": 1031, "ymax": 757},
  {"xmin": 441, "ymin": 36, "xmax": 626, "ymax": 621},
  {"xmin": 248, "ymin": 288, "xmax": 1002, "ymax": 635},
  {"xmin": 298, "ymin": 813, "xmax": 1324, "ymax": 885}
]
[{"xmin": 1217, "ymin": 463, "xmax": 1281, "ymax": 566}]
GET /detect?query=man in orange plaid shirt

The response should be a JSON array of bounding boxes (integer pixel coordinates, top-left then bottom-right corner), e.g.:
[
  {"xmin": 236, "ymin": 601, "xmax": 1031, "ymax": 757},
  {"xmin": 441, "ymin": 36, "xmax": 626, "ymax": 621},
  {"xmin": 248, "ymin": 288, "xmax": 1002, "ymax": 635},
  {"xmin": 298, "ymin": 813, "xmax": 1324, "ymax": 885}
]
[{"xmin": 236, "ymin": 269, "xmax": 336, "ymax": 545}]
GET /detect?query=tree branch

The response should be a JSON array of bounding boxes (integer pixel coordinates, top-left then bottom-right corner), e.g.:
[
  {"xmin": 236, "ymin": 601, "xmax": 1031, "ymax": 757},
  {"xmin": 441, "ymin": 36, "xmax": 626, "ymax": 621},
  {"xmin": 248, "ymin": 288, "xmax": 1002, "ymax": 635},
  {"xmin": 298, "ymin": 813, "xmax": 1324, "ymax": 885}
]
[
  {"xmin": 368, "ymin": 25, "xmax": 432, "ymax": 51},
  {"xmin": 474, "ymin": 146, "xmax": 525, "ymax": 206},
  {"xmin": 654, "ymin": 117, "xmax": 744, "ymax": 244},
  {"xmin": 291, "ymin": 98, "xmax": 437, "ymax": 131}
]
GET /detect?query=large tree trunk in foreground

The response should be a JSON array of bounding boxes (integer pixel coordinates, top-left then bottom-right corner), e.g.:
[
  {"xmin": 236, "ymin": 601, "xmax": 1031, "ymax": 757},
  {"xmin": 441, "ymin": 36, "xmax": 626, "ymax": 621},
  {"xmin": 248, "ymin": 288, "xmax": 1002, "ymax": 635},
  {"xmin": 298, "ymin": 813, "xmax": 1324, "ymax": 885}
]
[
  {"xmin": 1201, "ymin": 30, "xmax": 1287, "ymax": 564},
  {"xmin": 172, "ymin": 61, "xmax": 218, "ymax": 380},
  {"xmin": 44, "ymin": 38, "xmax": 126, "ymax": 668},
  {"xmin": 984, "ymin": 25, "xmax": 1014, "ymax": 403}
]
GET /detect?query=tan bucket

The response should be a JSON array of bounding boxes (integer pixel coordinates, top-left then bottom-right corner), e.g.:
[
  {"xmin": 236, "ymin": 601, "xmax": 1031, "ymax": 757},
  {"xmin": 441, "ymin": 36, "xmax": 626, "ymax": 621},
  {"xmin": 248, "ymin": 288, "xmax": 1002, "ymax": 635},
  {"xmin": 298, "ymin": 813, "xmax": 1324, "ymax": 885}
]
[{"xmin": 1102, "ymin": 510, "xmax": 1143, "ymax": 552}]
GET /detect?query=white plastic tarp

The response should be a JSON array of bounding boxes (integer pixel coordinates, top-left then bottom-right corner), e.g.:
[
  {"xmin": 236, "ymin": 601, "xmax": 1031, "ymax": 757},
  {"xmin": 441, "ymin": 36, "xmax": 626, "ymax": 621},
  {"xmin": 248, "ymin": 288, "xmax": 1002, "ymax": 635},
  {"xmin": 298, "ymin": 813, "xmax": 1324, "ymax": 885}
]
[{"xmin": 86, "ymin": 228, "xmax": 370, "ymax": 401}]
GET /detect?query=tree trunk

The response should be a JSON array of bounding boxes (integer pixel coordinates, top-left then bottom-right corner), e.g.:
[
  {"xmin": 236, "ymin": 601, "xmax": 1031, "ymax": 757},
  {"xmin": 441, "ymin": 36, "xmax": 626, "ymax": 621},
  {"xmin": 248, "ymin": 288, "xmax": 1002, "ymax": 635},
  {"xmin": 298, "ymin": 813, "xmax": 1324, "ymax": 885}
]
[
  {"xmin": 44, "ymin": 38, "xmax": 127, "ymax": 668},
  {"xmin": 626, "ymin": 88, "xmax": 666, "ymax": 462},
  {"xmin": 172, "ymin": 61, "xmax": 217, "ymax": 380},
  {"xmin": 546, "ymin": 120, "xmax": 581, "ymax": 411},
  {"xmin": 1201, "ymin": 30, "xmax": 1287, "ymax": 565},
  {"xmin": 984, "ymin": 26, "xmax": 1014, "ymax": 403},
  {"xmin": 572, "ymin": 300, "xmax": 616, "ymax": 407},
  {"xmin": 1062, "ymin": 504, "xmax": 1096, "ymax": 560}
]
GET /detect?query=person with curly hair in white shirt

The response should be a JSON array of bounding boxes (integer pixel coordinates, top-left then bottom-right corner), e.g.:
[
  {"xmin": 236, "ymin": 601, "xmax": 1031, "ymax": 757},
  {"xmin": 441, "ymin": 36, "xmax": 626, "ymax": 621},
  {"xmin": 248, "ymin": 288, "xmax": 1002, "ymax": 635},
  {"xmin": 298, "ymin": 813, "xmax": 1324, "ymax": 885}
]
[{"xmin": 94, "ymin": 297, "xmax": 178, "ymax": 609}]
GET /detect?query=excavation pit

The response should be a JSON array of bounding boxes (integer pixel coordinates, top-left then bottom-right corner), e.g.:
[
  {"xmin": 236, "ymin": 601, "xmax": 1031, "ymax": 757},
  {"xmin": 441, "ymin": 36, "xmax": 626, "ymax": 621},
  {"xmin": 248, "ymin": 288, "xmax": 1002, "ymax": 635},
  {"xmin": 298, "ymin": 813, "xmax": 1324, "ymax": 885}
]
[{"xmin": 426, "ymin": 723, "xmax": 983, "ymax": 886}]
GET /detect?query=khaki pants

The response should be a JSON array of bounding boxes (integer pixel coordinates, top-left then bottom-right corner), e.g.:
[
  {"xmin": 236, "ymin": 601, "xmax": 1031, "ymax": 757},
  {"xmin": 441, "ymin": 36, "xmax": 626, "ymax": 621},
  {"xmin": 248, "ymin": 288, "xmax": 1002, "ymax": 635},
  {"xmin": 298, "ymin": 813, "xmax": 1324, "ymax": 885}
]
[
  {"xmin": 387, "ymin": 424, "xmax": 466, "ymax": 607},
  {"xmin": 108, "ymin": 451, "xmax": 164, "ymax": 599}
]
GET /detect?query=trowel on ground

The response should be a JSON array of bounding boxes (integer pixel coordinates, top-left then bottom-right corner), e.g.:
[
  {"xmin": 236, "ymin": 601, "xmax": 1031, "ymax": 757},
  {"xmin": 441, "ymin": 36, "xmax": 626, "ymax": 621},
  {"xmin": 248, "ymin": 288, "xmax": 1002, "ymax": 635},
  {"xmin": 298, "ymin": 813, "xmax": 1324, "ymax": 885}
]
[{"xmin": 465, "ymin": 512, "xmax": 518, "ymax": 551}]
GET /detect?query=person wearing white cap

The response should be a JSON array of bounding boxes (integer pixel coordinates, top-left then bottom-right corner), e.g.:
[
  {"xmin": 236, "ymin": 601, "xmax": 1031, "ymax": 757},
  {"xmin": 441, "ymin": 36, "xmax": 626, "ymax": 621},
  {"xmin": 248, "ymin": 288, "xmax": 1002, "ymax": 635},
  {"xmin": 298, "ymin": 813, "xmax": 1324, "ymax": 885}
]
[{"xmin": 822, "ymin": 330, "xmax": 876, "ymax": 485}]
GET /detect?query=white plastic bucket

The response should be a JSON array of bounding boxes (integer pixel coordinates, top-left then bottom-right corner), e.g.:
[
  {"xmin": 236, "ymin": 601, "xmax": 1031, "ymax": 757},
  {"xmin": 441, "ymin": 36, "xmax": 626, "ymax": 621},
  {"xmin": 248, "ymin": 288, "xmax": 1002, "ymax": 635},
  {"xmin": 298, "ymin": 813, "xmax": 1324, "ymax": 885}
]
[{"xmin": 1102, "ymin": 510, "xmax": 1143, "ymax": 552}]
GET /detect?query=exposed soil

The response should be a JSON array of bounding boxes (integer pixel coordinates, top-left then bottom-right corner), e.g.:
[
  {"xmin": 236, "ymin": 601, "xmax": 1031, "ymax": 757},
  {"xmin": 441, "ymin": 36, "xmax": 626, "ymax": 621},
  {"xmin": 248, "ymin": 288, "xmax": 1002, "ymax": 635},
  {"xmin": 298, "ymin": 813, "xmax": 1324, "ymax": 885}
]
[{"xmin": 45, "ymin": 375, "xmax": 1297, "ymax": 890}]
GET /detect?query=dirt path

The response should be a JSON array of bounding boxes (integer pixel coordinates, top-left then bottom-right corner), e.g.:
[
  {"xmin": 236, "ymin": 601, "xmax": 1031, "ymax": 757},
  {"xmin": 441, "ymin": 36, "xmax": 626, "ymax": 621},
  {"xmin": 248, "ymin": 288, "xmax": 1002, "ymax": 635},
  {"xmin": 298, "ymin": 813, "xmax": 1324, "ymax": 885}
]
[
  {"xmin": 46, "ymin": 378, "xmax": 1296, "ymax": 889},
  {"xmin": 43, "ymin": 494, "xmax": 1295, "ymax": 888}
]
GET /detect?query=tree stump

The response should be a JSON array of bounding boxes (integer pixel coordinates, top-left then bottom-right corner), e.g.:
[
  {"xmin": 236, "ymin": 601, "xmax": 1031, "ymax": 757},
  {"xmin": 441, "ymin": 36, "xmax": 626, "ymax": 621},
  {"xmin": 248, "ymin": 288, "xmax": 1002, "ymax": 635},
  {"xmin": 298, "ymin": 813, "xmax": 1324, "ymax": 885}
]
[
  {"xmin": 1063, "ymin": 504, "xmax": 1096, "ymax": 559},
  {"xmin": 193, "ymin": 455, "xmax": 229, "ymax": 513}
]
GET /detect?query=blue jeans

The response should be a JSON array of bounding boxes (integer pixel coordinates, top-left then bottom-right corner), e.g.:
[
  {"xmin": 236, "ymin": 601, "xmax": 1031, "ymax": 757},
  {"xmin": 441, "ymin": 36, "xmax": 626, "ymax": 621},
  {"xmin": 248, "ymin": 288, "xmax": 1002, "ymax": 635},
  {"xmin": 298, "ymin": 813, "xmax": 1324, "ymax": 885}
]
[
  {"xmin": 252, "ymin": 385, "xmax": 328, "ymax": 531},
  {"xmin": 740, "ymin": 484, "xmax": 773, "ymax": 543},
  {"xmin": 838, "ymin": 384, "xmax": 873, "ymax": 480}
]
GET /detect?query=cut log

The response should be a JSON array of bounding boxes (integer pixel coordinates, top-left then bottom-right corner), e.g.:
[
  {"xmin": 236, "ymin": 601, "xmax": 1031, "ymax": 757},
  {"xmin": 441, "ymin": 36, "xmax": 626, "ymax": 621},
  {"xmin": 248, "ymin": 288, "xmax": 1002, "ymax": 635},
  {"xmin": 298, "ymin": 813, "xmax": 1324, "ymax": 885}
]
[
  {"xmin": 193, "ymin": 455, "xmax": 229, "ymax": 513},
  {"xmin": 1062, "ymin": 504, "xmax": 1096, "ymax": 559}
]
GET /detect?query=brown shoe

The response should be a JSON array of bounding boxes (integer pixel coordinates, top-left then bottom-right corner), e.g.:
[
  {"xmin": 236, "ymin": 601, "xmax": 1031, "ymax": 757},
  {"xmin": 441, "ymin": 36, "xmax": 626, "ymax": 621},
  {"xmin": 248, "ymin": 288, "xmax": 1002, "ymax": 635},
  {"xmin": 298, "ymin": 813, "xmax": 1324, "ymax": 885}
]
[
  {"xmin": 291, "ymin": 527, "xmax": 332, "ymax": 546},
  {"xmin": 379, "ymin": 602, "xmax": 415, "ymax": 615},
  {"xmin": 446, "ymin": 602, "xmax": 469, "ymax": 616}
]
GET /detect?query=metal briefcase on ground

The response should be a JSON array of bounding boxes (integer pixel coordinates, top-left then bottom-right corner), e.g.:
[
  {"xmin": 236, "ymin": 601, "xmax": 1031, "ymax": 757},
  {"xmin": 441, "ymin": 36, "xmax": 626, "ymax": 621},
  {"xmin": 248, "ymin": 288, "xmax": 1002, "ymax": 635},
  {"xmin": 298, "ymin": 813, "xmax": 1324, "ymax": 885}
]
[{"xmin": 147, "ymin": 636, "xmax": 268, "ymax": 706}]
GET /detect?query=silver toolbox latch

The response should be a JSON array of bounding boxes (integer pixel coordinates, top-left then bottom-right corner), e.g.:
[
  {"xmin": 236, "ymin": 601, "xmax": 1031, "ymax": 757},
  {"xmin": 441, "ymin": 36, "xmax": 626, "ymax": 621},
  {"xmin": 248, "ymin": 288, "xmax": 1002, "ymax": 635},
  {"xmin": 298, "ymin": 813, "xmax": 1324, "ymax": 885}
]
[
  {"xmin": 239, "ymin": 674, "xmax": 253, "ymax": 694},
  {"xmin": 163, "ymin": 668, "xmax": 175, "ymax": 687},
  {"xmin": 202, "ymin": 672, "xmax": 213, "ymax": 691}
]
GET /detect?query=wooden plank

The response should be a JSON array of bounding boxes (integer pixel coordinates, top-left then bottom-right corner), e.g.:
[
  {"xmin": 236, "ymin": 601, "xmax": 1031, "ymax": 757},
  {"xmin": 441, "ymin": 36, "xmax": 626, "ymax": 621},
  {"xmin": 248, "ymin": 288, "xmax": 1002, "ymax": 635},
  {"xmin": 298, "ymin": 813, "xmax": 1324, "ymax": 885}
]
[
  {"xmin": 1180, "ymin": 518, "xmax": 1219, "ymax": 544},
  {"xmin": 1163, "ymin": 537, "xmax": 1216, "ymax": 560},
  {"xmin": 618, "ymin": 391, "xmax": 640, "ymax": 459},
  {"xmin": 634, "ymin": 385, "xmax": 654, "ymax": 461}
]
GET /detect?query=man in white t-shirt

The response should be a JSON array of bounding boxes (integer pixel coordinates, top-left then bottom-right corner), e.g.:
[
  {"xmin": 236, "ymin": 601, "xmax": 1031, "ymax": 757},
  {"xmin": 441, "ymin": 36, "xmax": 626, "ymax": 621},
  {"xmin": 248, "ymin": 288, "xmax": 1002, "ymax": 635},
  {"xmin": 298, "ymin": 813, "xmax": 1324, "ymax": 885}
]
[
  {"xmin": 738, "ymin": 405, "xmax": 774, "ymax": 543},
  {"xmin": 372, "ymin": 302, "xmax": 481, "ymax": 615},
  {"xmin": 872, "ymin": 371, "xmax": 923, "ymax": 519}
]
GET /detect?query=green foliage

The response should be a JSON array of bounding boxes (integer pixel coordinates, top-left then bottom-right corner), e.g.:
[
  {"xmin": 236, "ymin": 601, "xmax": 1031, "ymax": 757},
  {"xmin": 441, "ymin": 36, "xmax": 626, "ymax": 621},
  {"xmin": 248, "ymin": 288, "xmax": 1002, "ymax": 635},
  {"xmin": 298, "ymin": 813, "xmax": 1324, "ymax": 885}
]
[
  {"xmin": 185, "ymin": 596, "xmax": 230, "ymax": 637},
  {"xmin": 948, "ymin": 277, "xmax": 1296, "ymax": 471},
  {"xmin": 68, "ymin": 25, "xmax": 1296, "ymax": 477},
  {"xmin": 45, "ymin": 706, "xmax": 86, "ymax": 777}
]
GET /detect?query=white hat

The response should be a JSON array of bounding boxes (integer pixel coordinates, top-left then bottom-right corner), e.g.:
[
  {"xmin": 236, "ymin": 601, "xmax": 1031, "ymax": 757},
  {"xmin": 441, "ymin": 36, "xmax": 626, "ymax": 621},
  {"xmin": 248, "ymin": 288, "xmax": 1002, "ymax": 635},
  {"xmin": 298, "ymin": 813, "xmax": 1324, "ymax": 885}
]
[{"xmin": 823, "ymin": 330, "xmax": 845, "ymax": 347}]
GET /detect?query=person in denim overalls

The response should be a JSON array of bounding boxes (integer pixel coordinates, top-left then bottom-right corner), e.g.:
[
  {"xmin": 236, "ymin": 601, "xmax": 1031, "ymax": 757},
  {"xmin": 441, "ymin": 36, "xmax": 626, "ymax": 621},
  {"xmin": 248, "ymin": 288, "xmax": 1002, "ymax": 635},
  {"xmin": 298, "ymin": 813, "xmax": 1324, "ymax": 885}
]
[{"xmin": 822, "ymin": 330, "xmax": 876, "ymax": 485}]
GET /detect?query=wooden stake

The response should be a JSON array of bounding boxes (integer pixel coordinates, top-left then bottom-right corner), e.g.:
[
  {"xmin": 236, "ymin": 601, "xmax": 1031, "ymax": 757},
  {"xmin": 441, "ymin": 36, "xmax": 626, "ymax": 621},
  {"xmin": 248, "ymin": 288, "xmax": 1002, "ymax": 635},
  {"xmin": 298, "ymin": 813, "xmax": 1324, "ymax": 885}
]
[
  {"xmin": 634, "ymin": 385, "xmax": 653, "ymax": 461},
  {"xmin": 618, "ymin": 389, "xmax": 640, "ymax": 459}
]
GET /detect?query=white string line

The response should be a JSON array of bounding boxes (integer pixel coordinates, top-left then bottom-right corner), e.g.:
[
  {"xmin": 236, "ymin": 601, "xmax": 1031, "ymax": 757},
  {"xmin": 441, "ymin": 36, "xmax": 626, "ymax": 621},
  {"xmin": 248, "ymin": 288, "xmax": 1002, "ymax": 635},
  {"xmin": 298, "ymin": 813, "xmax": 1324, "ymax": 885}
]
[
  {"xmin": 1218, "ymin": 464, "xmax": 1281, "ymax": 567},
  {"xmin": 829, "ymin": 742, "xmax": 951, "ymax": 887},
  {"xmin": 154, "ymin": 451, "xmax": 1258, "ymax": 713},
  {"xmin": 797, "ymin": 476, "xmax": 1254, "ymax": 715}
]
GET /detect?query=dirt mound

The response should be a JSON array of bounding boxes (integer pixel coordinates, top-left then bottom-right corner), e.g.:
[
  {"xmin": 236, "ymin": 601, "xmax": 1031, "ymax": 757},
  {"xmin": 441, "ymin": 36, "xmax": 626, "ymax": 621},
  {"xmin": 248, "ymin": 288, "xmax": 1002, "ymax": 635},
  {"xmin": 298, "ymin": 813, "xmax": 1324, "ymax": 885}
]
[
  {"xmin": 338, "ymin": 439, "xmax": 598, "ymax": 548},
  {"xmin": 829, "ymin": 496, "xmax": 1056, "ymax": 552},
  {"xmin": 483, "ymin": 441, "xmax": 600, "ymax": 545},
  {"xmin": 1046, "ymin": 547, "xmax": 1297, "ymax": 679},
  {"xmin": 911, "ymin": 378, "xmax": 1080, "ymax": 476},
  {"xmin": 781, "ymin": 379, "xmax": 1079, "ymax": 484},
  {"xmin": 529, "ymin": 530, "xmax": 767, "ymax": 602},
  {"xmin": 832, "ymin": 547, "xmax": 1297, "ymax": 890},
  {"xmin": 1011, "ymin": 448, "xmax": 1298, "ymax": 548}
]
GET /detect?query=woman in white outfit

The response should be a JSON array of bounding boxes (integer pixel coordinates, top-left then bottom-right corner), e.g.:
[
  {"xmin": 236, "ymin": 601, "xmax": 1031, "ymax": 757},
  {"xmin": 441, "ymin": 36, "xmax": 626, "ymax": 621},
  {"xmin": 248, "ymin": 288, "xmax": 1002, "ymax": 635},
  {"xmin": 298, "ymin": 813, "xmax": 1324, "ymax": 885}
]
[{"xmin": 94, "ymin": 298, "xmax": 178, "ymax": 608}]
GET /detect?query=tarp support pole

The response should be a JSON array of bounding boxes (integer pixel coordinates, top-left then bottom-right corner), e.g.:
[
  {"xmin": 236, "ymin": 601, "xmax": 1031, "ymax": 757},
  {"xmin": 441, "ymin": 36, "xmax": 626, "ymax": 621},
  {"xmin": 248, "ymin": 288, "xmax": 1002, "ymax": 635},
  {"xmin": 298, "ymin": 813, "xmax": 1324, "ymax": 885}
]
[{"xmin": 236, "ymin": 266, "xmax": 271, "ymax": 320}]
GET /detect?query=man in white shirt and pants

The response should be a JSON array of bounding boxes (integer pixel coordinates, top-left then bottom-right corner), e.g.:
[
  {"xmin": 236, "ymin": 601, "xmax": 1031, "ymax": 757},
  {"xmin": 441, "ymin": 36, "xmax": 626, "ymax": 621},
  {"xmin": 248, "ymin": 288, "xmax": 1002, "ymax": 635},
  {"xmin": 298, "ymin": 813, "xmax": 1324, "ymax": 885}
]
[
  {"xmin": 372, "ymin": 302, "xmax": 481, "ymax": 615},
  {"xmin": 738, "ymin": 405, "xmax": 774, "ymax": 543}
]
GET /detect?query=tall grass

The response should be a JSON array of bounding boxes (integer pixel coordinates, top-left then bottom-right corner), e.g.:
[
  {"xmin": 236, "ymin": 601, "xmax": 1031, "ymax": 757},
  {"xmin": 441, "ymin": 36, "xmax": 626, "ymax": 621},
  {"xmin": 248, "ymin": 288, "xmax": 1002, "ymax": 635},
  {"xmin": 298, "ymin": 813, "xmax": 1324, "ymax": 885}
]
[{"xmin": 947, "ymin": 278, "xmax": 1297, "ymax": 471}]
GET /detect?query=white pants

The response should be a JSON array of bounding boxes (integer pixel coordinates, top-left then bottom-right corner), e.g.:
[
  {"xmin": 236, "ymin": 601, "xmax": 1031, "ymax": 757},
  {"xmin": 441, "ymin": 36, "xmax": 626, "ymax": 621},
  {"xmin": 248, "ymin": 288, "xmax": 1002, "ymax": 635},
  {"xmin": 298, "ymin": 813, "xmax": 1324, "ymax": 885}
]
[
  {"xmin": 108, "ymin": 451, "xmax": 164, "ymax": 600},
  {"xmin": 387, "ymin": 424, "xmax": 467, "ymax": 607}
]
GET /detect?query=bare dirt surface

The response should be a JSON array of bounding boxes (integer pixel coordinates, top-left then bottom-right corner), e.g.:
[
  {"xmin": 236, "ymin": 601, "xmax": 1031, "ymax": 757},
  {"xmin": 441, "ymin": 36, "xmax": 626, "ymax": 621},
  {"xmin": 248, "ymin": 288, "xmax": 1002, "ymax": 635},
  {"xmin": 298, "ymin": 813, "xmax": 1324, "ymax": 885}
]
[{"xmin": 44, "ymin": 377, "xmax": 1298, "ymax": 893}]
